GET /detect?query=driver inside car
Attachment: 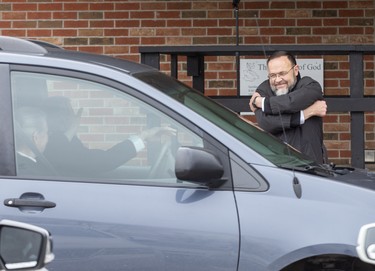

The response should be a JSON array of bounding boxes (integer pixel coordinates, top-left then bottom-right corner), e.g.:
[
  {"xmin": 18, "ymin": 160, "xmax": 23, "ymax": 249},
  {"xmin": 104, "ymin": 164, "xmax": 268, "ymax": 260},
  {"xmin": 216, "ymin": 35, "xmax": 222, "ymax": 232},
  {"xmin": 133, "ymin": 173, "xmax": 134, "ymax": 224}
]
[{"xmin": 42, "ymin": 96, "xmax": 175, "ymax": 177}]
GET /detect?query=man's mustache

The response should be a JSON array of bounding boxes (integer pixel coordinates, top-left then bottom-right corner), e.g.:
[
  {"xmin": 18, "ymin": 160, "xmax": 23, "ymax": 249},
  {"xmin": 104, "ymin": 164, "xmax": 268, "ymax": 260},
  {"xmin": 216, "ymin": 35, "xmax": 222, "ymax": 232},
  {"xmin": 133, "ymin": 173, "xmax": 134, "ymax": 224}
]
[{"xmin": 275, "ymin": 80, "xmax": 287, "ymax": 86}]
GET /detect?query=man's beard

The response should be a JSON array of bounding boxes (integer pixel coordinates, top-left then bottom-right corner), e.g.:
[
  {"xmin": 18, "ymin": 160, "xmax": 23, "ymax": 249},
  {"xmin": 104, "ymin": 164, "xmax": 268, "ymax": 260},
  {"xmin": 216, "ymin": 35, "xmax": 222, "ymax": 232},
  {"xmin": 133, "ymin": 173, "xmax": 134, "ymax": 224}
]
[
  {"xmin": 274, "ymin": 88, "xmax": 289, "ymax": 96},
  {"xmin": 271, "ymin": 77, "xmax": 297, "ymax": 96}
]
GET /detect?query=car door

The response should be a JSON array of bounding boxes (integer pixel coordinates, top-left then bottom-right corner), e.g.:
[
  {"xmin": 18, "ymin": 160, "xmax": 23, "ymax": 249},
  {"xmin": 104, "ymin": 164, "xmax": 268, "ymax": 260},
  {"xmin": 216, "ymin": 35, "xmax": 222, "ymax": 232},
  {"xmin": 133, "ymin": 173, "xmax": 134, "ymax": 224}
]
[{"xmin": 0, "ymin": 66, "xmax": 239, "ymax": 271}]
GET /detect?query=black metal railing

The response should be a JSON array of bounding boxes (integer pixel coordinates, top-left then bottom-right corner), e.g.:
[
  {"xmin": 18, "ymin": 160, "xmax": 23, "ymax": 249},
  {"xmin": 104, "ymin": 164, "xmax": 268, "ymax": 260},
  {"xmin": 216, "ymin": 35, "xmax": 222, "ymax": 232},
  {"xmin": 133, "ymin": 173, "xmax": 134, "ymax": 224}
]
[{"xmin": 139, "ymin": 45, "xmax": 375, "ymax": 168}]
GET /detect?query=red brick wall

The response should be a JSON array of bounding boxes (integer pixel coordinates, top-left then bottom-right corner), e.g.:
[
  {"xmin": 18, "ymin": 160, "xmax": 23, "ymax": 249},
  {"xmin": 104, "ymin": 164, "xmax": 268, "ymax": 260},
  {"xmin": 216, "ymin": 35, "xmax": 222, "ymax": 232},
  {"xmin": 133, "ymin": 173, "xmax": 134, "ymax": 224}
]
[{"xmin": 1, "ymin": 0, "xmax": 374, "ymax": 168}]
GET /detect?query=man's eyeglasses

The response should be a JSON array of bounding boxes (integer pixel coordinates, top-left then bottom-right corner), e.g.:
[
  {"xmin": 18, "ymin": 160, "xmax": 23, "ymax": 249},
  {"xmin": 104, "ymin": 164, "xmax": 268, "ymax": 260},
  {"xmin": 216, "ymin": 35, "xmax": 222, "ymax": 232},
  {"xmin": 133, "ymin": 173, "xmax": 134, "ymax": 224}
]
[{"xmin": 268, "ymin": 65, "xmax": 296, "ymax": 80}]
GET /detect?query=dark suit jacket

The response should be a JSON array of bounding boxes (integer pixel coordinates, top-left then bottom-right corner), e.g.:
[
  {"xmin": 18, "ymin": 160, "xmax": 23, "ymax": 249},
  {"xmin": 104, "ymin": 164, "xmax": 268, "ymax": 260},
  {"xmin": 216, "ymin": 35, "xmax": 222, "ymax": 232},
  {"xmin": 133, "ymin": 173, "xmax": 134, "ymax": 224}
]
[
  {"xmin": 254, "ymin": 76, "xmax": 326, "ymax": 164},
  {"xmin": 43, "ymin": 133, "xmax": 138, "ymax": 177},
  {"xmin": 17, "ymin": 153, "xmax": 56, "ymax": 176}
]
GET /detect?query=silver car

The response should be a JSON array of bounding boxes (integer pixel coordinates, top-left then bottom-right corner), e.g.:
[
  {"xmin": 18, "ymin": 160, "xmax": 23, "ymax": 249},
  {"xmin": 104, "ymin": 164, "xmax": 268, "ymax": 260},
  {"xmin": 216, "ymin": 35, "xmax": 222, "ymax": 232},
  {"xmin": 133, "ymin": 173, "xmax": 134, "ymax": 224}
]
[{"xmin": 0, "ymin": 36, "xmax": 375, "ymax": 271}]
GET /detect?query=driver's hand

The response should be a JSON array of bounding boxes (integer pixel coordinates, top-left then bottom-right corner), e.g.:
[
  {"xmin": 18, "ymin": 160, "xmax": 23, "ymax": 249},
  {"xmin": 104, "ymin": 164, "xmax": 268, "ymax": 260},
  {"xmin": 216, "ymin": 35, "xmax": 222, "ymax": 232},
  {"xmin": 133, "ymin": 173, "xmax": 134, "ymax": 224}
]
[{"xmin": 141, "ymin": 126, "xmax": 176, "ymax": 140}]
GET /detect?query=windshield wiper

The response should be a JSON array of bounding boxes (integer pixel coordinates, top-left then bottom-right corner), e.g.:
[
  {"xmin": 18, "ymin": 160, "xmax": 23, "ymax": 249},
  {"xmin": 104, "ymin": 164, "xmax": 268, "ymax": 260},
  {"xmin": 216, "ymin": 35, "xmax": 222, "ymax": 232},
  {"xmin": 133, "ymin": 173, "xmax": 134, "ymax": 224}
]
[
  {"xmin": 325, "ymin": 163, "xmax": 354, "ymax": 175},
  {"xmin": 281, "ymin": 163, "xmax": 356, "ymax": 177},
  {"xmin": 279, "ymin": 164, "xmax": 336, "ymax": 177}
]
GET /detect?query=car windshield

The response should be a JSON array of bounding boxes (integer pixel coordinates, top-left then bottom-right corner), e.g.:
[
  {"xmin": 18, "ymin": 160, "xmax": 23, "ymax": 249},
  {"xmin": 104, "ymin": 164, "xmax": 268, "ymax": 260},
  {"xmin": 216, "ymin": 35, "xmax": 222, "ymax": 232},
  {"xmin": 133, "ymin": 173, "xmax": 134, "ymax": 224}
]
[{"xmin": 135, "ymin": 71, "xmax": 315, "ymax": 168}]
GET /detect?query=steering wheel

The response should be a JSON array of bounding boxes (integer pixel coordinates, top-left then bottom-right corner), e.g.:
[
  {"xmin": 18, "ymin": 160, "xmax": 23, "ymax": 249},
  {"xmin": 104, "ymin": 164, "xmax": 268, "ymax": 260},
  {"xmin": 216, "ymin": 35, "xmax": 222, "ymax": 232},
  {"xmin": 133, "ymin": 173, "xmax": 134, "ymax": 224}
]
[{"xmin": 147, "ymin": 140, "xmax": 173, "ymax": 178}]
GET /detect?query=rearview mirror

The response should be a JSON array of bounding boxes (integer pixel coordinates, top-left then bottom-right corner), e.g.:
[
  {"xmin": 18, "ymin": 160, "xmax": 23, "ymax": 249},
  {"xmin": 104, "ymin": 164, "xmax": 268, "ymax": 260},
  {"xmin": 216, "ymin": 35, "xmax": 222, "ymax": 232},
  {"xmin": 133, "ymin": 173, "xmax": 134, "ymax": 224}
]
[{"xmin": 0, "ymin": 219, "xmax": 54, "ymax": 271}]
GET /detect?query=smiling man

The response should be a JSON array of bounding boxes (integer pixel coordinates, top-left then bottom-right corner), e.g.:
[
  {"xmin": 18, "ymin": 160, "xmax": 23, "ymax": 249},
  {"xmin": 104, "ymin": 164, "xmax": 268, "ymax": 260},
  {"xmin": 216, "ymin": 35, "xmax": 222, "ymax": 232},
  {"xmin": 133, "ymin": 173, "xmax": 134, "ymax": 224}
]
[{"xmin": 249, "ymin": 51, "xmax": 328, "ymax": 164}]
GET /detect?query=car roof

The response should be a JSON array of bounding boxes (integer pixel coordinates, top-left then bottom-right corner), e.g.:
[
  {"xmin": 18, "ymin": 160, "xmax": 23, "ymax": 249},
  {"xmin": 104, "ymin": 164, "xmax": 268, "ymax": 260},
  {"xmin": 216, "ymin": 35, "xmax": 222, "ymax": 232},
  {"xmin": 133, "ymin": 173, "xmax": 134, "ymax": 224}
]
[{"xmin": 0, "ymin": 36, "xmax": 156, "ymax": 75}]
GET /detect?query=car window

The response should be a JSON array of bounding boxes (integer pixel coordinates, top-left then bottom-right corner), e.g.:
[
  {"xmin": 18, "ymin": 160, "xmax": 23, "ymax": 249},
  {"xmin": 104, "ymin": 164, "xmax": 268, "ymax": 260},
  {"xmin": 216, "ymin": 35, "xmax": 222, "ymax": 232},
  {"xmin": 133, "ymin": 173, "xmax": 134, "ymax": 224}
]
[{"xmin": 11, "ymin": 71, "xmax": 204, "ymax": 184}]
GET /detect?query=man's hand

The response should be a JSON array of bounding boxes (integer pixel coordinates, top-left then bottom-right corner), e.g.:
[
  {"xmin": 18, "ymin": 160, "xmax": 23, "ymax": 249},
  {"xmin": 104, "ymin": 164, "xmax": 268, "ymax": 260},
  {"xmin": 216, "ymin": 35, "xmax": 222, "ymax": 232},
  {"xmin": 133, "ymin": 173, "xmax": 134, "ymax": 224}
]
[
  {"xmin": 249, "ymin": 92, "xmax": 261, "ymax": 112},
  {"xmin": 303, "ymin": 100, "xmax": 327, "ymax": 120}
]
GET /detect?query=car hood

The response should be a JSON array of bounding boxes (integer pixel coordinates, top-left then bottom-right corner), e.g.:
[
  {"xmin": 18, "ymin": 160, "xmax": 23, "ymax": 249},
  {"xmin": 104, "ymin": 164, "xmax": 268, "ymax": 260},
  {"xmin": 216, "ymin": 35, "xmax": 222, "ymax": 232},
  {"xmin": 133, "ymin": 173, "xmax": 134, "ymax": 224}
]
[{"xmin": 332, "ymin": 167, "xmax": 375, "ymax": 190}]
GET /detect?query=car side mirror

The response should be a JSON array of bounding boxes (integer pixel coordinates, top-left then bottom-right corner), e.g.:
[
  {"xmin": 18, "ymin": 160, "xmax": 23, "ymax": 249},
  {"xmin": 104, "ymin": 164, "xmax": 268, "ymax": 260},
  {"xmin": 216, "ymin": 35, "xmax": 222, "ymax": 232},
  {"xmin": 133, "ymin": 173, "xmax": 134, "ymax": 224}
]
[
  {"xmin": 175, "ymin": 146, "xmax": 226, "ymax": 188},
  {"xmin": 357, "ymin": 222, "xmax": 375, "ymax": 265},
  {"xmin": 0, "ymin": 219, "xmax": 54, "ymax": 271}
]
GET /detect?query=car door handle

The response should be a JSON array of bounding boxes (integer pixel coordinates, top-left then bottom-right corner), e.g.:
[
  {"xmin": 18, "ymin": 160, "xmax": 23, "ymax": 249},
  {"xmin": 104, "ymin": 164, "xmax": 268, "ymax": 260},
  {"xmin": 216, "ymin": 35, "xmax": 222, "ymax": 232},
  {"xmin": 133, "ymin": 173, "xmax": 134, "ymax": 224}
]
[
  {"xmin": 4, "ymin": 198, "xmax": 56, "ymax": 209},
  {"xmin": 4, "ymin": 192, "xmax": 56, "ymax": 210}
]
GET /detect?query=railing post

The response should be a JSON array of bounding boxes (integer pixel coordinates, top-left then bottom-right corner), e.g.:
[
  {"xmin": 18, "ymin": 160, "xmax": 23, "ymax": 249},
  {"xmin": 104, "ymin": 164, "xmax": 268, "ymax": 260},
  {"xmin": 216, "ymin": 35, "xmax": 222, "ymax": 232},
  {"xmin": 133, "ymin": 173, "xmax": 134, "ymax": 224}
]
[
  {"xmin": 350, "ymin": 52, "xmax": 365, "ymax": 168},
  {"xmin": 187, "ymin": 55, "xmax": 205, "ymax": 93},
  {"xmin": 171, "ymin": 54, "xmax": 178, "ymax": 78}
]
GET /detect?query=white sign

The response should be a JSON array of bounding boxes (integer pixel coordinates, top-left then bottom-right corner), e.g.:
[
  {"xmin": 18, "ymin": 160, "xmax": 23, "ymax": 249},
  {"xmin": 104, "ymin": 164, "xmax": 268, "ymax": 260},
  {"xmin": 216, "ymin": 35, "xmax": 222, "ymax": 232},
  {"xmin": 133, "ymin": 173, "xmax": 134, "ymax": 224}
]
[{"xmin": 240, "ymin": 58, "xmax": 324, "ymax": 96}]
